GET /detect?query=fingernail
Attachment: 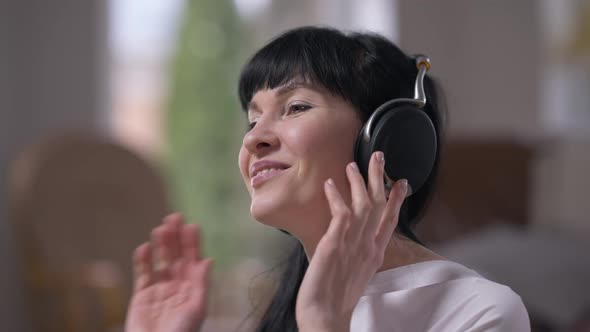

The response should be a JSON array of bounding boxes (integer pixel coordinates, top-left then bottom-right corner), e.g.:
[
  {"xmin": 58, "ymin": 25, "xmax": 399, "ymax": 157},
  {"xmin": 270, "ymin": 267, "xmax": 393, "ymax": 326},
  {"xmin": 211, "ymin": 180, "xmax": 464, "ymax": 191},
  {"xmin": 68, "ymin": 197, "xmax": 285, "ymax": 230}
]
[
  {"xmin": 348, "ymin": 162, "xmax": 359, "ymax": 172},
  {"xmin": 375, "ymin": 151, "xmax": 384, "ymax": 163},
  {"xmin": 399, "ymin": 179, "xmax": 408, "ymax": 194},
  {"xmin": 326, "ymin": 178, "xmax": 334, "ymax": 186}
]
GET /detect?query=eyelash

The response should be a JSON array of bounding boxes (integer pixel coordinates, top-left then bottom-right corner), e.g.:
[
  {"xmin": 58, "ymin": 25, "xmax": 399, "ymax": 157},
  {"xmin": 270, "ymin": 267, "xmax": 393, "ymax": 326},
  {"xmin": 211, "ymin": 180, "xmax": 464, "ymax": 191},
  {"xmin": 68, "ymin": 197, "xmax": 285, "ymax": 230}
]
[
  {"xmin": 287, "ymin": 103, "xmax": 312, "ymax": 114},
  {"xmin": 246, "ymin": 103, "xmax": 312, "ymax": 132}
]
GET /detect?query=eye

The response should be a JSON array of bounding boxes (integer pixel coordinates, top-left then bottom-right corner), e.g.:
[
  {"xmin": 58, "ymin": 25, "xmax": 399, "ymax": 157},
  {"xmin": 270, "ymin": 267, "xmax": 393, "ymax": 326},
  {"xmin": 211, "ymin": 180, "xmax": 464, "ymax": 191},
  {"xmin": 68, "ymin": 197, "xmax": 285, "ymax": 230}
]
[
  {"xmin": 287, "ymin": 103, "xmax": 312, "ymax": 114},
  {"xmin": 246, "ymin": 121, "xmax": 257, "ymax": 132}
]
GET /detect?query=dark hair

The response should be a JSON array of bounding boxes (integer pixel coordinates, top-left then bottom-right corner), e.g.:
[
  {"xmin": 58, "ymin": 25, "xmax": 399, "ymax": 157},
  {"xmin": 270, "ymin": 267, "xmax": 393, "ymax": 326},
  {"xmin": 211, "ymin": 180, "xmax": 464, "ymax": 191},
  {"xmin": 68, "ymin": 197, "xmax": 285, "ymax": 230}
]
[{"xmin": 238, "ymin": 26, "xmax": 445, "ymax": 332}]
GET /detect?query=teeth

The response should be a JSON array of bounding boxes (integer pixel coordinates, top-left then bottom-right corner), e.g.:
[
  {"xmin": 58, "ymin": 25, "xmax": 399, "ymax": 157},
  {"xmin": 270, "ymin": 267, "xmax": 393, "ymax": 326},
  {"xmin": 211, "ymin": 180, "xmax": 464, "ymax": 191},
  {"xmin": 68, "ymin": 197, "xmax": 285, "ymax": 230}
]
[{"xmin": 256, "ymin": 168, "xmax": 279, "ymax": 177}]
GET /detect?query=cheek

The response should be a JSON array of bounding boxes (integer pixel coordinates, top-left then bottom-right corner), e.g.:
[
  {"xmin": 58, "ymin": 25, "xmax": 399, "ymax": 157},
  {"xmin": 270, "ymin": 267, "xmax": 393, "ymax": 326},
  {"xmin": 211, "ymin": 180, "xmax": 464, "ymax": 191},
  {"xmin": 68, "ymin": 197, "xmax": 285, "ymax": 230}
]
[
  {"xmin": 282, "ymin": 117, "xmax": 359, "ymax": 191},
  {"xmin": 284, "ymin": 117, "xmax": 358, "ymax": 165},
  {"xmin": 283, "ymin": 121, "xmax": 330, "ymax": 176},
  {"xmin": 238, "ymin": 146, "xmax": 250, "ymax": 186}
]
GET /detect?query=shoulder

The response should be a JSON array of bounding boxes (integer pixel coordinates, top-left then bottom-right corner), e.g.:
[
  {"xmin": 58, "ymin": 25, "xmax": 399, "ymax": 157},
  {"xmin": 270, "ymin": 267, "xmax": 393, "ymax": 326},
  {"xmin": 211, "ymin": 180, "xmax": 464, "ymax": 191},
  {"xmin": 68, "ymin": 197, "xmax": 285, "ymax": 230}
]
[
  {"xmin": 420, "ymin": 261, "xmax": 530, "ymax": 331},
  {"xmin": 353, "ymin": 260, "xmax": 530, "ymax": 331},
  {"xmin": 415, "ymin": 262, "xmax": 530, "ymax": 331},
  {"xmin": 461, "ymin": 277, "xmax": 530, "ymax": 331}
]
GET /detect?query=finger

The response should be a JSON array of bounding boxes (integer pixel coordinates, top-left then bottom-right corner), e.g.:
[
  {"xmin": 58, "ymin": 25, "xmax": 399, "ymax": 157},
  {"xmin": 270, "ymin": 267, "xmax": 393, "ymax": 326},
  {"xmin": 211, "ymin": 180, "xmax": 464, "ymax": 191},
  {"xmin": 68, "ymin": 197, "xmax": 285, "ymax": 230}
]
[
  {"xmin": 163, "ymin": 212, "xmax": 184, "ymax": 262},
  {"xmin": 346, "ymin": 162, "xmax": 371, "ymax": 238},
  {"xmin": 365, "ymin": 151, "xmax": 387, "ymax": 235},
  {"xmin": 187, "ymin": 258, "xmax": 213, "ymax": 297},
  {"xmin": 186, "ymin": 258, "xmax": 214, "ymax": 322},
  {"xmin": 324, "ymin": 178, "xmax": 351, "ymax": 240},
  {"xmin": 133, "ymin": 242, "xmax": 153, "ymax": 292},
  {"xmin": 181, "ymin": 223, "xmax": 201, "ymax": 261},
  {"xmin": 151, "ymin": 225, "xmax": 172, "ymax": 280},
  {"xmin": 375, "ymin": 179, "xmax": 408, "ymax": 249}
]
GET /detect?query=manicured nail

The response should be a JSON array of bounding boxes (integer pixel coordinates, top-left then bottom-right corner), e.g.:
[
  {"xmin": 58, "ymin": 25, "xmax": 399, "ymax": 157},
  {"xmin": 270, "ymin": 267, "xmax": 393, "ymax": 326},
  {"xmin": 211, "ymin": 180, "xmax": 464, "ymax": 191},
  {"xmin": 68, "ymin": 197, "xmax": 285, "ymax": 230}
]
[
  {"xmin": 375, "ymin": 151, "xmax": 384, "ymax": 163},
  {"xmin": 399, "ymin": 179, "xmax": 408, "ymax": 194},
  {"xmin": 348, "ymin": 162, "xmax": 359, "ymax": 172}
]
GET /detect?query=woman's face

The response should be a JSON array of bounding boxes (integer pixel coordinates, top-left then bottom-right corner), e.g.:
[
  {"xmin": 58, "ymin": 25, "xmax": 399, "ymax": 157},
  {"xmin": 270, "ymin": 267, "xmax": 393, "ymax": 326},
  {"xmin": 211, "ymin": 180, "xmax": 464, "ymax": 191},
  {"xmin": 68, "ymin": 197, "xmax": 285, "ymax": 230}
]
[{"xmin": 238, "ymin": 80, "xmax": 363, "ymax": 238}]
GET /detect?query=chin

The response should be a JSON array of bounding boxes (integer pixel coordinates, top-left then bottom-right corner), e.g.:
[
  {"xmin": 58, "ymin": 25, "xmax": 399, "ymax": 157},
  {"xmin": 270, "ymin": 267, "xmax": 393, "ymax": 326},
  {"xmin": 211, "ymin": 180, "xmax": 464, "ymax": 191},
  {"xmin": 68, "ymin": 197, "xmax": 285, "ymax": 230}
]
[
  {"xmin": 249, "ymin": 191, "xmax": 328, "ymax": 238},
  {"xmin": 248, "ymin": 178, "xmax": 296, "ymax": 225},
  {"xmin": 249, "ymin": 196, "xmax": 285, "ymax": 226},
  {"xmin": 249, "ymin": 190, "xmax": 309, "ymax": 234}
]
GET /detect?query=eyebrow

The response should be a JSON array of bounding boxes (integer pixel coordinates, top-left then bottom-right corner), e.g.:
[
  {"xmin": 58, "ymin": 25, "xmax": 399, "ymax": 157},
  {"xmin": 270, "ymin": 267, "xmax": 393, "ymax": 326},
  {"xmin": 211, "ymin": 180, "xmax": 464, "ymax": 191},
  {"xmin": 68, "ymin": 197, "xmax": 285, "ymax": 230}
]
[
  {"xmin": 246, "ymin": 80, "xmax": 314, "ymax": 112},
  {"xmin": 276, "ymin": 80, "xmax": 311, "ymax": 96}
]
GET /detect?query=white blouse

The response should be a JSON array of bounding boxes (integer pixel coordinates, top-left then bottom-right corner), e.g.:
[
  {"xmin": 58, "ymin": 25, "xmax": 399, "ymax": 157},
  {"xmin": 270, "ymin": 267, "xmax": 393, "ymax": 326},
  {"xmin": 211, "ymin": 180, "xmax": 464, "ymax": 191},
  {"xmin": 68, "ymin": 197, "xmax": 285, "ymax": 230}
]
[{"xmin": 351, "ymin": 260, "xmax": 530, "ymax": 331}]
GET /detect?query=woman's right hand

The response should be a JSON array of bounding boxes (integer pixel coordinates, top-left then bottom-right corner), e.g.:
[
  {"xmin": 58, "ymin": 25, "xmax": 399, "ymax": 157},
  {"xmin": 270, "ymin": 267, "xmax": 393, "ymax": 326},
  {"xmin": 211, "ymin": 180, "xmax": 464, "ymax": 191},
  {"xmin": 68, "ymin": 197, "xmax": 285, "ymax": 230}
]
[{"xmin": 125, "ymin": 213, "xmax": 213, "ymax": 332}]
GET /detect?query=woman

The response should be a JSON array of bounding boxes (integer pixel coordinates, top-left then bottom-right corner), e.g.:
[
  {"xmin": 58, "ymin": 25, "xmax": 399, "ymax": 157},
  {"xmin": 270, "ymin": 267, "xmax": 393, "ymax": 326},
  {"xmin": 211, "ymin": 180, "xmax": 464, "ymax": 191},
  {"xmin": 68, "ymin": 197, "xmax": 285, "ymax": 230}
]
[{"xmin": 125, "ymin": 26, "xmax": 530, "ymax": 332}]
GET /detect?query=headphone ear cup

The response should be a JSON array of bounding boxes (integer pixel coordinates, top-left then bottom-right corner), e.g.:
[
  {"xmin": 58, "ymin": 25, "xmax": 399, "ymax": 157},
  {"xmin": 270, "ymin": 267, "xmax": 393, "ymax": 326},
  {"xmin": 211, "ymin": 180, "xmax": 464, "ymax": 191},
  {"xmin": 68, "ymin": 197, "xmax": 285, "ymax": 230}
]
[{"xmin": 354, "ymin": 103, "xmax": 437, "ymax": 195}]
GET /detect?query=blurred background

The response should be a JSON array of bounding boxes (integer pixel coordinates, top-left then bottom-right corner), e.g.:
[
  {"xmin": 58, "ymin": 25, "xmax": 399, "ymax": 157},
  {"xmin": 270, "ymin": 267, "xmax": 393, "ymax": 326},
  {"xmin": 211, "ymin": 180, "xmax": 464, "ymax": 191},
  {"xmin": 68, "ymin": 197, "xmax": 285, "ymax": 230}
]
[{"xmin": 1, "ymin": 0, "xmax": 590, "ymax": 331}]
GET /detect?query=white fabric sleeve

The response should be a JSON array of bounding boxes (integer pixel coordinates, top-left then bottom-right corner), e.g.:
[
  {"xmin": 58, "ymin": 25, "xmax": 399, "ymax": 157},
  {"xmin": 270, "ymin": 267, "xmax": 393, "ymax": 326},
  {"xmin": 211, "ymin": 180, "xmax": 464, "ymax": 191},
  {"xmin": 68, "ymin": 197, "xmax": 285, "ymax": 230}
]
[{"xmin": 464, "ymin": 284, "xmax": 530, "ymax": 332}]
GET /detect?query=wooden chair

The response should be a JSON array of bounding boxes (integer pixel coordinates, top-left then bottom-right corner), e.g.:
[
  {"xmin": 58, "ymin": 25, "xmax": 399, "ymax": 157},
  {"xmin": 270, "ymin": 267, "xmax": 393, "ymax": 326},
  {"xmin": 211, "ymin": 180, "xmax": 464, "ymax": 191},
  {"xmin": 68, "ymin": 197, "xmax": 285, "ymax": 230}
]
[{"xmin": 8, "ymin": 132, "xmax": 170, "ymax": 332}]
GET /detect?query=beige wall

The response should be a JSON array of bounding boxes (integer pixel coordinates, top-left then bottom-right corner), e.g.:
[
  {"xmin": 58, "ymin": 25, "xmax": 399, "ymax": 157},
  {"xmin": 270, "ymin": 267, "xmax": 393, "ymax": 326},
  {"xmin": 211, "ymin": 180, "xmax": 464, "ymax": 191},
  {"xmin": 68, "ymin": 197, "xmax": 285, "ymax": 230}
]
[
  {"xmin": 0, "ymin": 0, "xmax": 108, "ymax": 330},
  {"xmin": 399, "ymin": 0, "xmax": 590, "ymax": 234},
  {"xmin": 398, "ymin": 0, "xmax": 542, "ymax": 137}
]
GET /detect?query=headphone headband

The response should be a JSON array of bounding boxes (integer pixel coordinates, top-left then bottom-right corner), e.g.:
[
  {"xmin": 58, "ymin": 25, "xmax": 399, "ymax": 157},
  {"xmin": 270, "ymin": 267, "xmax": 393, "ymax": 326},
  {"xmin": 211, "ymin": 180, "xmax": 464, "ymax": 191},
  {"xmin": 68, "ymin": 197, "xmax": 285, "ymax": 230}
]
[{"xmin": 361, "ymin": 55, "xmax": 431, "ymax": 143}]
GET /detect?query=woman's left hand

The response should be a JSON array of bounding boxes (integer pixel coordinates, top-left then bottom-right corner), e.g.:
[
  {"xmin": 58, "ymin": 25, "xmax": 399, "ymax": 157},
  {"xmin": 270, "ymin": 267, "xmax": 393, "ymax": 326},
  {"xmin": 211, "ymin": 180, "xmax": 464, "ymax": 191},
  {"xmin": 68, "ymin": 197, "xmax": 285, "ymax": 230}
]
[{"xmin": 295, "ymin": 151, "xmax": 408, "ymax": 332}]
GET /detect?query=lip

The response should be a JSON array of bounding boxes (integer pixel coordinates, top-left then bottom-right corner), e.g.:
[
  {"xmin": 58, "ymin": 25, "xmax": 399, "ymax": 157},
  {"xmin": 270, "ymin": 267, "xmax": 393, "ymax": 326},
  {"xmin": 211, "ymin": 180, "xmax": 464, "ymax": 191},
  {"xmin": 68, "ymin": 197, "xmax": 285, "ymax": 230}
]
[{"xmin": 250, "ymin": 160, "xmax": 291, "ymax": 188}]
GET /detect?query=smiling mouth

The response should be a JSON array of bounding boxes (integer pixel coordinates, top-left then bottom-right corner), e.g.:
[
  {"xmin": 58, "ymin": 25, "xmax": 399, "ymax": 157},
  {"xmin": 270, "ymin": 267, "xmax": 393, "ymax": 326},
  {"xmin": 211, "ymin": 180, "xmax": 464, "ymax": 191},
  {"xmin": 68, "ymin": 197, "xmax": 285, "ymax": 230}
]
[{"xmin": 251, "ymin": 168, "xmax": 289, "ymax": 188}]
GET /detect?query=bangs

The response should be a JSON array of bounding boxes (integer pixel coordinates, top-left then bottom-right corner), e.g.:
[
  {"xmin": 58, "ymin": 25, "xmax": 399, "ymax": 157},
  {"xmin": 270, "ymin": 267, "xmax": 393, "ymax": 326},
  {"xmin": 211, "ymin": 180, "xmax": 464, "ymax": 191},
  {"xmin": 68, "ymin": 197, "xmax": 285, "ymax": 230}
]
[{"xmin": 238, "ymin": 27, "xmax": 360, "ymax": 111}]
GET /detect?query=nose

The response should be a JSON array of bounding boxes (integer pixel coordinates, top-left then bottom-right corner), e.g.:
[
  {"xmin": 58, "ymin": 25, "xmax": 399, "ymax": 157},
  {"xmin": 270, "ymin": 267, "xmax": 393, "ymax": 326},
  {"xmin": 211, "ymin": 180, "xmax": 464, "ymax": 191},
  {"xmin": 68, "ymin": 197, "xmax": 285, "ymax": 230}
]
[{"xmin": 242, "ymin": 118, "xmax": 280, "ymax": 156}]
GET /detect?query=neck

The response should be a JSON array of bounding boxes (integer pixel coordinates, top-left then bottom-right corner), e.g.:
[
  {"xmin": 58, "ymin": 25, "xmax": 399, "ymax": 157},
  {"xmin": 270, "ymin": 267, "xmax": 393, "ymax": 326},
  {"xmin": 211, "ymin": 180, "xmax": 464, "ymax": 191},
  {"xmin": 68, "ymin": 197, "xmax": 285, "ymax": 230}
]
[
  {"xmin": 297, "ymin": 227, "xmax": 326, "ymax": 262},
  {"xmin": 296, "ymin": 227, "xmax": 445, "ymax": 272},
  {"xmin": 377, "ymin": 233, "xmax": 446, "ymax": 271}
]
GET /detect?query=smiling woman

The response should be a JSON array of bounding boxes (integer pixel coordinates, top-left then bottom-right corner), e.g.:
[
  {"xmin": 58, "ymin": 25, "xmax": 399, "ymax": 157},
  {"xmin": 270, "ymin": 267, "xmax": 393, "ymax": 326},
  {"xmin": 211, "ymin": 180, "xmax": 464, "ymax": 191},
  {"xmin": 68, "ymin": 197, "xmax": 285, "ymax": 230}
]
[
  {"xmin": 124, "ymin": 26, "xmax": 531, "ymax": 332},
  {"xmin": 239, "ymin": 80, "xmax": 363, "ymax": 239}
]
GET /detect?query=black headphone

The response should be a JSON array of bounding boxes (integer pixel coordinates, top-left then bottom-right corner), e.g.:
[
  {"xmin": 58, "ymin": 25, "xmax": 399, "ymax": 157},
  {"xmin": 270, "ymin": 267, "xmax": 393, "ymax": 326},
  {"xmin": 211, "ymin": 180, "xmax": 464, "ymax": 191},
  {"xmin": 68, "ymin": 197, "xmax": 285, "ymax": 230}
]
[{"xmin": 354, "ymin": 55, "xmax": 437, "ymax": 197}]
